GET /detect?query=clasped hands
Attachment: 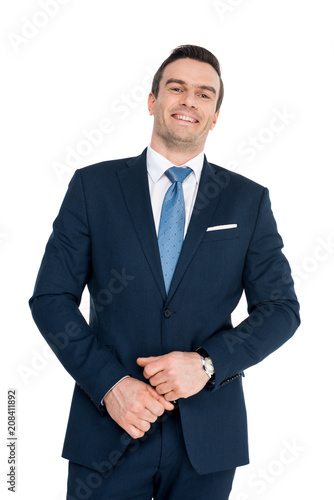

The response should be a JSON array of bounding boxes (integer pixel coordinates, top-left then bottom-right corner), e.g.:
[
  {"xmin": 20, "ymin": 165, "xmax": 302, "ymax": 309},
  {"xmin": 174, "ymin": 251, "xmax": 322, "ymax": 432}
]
[{"xmin": 103, "ymin": 351, "xmax": 209, "ymax": 439}]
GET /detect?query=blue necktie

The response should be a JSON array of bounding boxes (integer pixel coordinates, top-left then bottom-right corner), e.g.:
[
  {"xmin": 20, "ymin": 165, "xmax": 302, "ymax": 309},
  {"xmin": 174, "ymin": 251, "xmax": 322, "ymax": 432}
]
[{"xmin": 158, "ymin": 166, "xmax": 192, "ymax": 294}]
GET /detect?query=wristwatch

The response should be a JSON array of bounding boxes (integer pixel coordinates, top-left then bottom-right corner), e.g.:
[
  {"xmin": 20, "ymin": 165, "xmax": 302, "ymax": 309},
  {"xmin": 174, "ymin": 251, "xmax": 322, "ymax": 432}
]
[
  {"xmin": 201, "ymin": 355, "xmax": 215, "ymax": 379},
  {"xmin": 196, "ymin": 347, "xmax": 215, "ymax": 380}
]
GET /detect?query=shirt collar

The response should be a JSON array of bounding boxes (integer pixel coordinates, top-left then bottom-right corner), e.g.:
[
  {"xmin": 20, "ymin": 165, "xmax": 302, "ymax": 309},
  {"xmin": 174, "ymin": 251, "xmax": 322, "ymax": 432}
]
[{"xmin": 147, "ymin": 145, "xmax": 204, "ymax": 184}]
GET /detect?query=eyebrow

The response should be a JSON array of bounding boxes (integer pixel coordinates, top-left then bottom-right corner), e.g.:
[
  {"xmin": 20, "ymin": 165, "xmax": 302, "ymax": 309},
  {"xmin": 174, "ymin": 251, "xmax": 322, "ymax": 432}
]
[{"xmin": 165, "ymin": 79, "xmax": 217, "ymax": 95}]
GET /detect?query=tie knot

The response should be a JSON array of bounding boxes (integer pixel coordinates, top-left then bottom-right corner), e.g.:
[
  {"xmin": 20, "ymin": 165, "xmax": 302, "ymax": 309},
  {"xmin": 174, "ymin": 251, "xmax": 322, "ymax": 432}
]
[{"xmin": 165, "ymin": 166, "xmax": 192, "ymax": 184}]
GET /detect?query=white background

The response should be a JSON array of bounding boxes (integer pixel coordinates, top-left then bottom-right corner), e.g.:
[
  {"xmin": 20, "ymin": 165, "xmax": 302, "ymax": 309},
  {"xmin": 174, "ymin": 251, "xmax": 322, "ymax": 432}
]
[{"xmin": 1, "ymin": 0, "xmax": 333, "ymax": 498}]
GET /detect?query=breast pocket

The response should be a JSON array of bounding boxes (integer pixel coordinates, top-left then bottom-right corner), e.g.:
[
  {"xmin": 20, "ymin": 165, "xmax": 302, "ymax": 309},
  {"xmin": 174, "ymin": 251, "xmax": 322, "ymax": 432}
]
[{"xmin": 201, "ymin": 227, "xmax": 240, "ymax": 242}]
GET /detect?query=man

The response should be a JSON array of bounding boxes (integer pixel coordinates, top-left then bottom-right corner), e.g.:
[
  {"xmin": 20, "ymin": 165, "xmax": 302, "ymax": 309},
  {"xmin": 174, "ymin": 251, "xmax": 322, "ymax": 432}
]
[{"xmin": 29, "ymin": 45, "xmax": 300, "ymax": 499}]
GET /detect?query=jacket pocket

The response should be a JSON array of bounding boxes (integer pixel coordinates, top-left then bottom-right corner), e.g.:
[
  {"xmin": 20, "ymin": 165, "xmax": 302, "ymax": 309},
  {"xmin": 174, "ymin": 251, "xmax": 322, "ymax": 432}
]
[{"xmin": 202, "ymin": 227, "xmax": 240, "ymax": 242}]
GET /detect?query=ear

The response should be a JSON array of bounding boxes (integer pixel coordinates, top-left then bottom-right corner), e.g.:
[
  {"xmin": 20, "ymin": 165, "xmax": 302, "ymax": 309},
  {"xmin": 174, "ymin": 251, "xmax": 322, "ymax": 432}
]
[
  {"xmin": 148, "ymin": 93, "xmax": 156, "ymax": 115},
  {"xmin": 210, "ymin": 110, "xmax": 220, "ymax": 130}
]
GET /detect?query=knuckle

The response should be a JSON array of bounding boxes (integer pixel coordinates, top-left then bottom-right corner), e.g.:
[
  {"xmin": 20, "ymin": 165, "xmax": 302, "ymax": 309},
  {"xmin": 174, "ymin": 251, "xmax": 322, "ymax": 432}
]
[
  {"xmin": 165, "ymin": 357, "xmax": 172, "ymax": 368},
  {"xmin": 129, "ymin": 402, "xmax": 140, "ymax": 413},
  {"xmin": 137, "ymin": 392, "xmax": 146, "ymax": 403}
]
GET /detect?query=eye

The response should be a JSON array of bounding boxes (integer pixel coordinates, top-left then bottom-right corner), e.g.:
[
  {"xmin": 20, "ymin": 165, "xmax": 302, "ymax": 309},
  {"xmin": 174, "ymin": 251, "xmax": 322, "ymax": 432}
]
[
  {"xmin": 171, "ymin": 87, "xmax": 182, "ymax": 92},
  {"xmin": 199, "ymin": 93, "xmax": 210, "ymax": 99}
]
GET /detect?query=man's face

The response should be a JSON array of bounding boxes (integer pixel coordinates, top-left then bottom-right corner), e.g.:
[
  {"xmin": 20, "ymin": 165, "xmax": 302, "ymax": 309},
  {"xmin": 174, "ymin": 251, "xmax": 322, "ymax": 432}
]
[{"xmin": 148, "ymin": 58, "xmax": 220, "ymax": 152}]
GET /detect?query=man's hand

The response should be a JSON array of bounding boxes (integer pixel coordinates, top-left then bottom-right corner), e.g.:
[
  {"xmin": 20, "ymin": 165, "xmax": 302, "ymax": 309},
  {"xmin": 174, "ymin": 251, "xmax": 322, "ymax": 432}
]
[
  {"xmin": 103, "ymin": 377, "xmax": 174, "ymax": 439},
  {"xmin": 137, "ymin": 351, "xmax": 209, "ymax": 401}
]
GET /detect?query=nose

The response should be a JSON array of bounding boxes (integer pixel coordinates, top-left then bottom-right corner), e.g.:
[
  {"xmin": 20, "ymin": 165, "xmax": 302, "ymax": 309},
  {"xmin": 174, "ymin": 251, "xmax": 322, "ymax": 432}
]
[{"xmin": 179, "ymin": 90, "xmax": 197, "ymax": 108}]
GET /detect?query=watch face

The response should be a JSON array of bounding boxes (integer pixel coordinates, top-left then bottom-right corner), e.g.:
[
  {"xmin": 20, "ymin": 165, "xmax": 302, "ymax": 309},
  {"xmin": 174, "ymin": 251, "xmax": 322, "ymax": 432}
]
[{"xmin": 205, "ymin": 357, "xmax": 214, "ymax": 375}]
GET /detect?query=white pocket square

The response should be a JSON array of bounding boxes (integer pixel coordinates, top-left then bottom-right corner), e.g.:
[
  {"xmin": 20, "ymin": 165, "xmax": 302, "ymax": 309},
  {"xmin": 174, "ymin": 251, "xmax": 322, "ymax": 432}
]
[{"xmin": 206, "ymin": 224, "xmax": 238, "ymax": 232}]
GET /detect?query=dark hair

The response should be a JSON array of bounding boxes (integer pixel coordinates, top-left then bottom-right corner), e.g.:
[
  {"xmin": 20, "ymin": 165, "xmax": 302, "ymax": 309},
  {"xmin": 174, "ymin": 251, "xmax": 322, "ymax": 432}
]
[{"xmin": 151, "ymin": 45, "xmax": 224, "ymax": 112}]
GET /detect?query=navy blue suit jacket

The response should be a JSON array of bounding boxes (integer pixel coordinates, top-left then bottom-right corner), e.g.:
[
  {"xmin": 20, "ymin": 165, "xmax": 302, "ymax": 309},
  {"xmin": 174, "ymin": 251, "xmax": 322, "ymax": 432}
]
[{"xmin": 29, "ymin": 148, "xmax": 300, "ymax": 474}]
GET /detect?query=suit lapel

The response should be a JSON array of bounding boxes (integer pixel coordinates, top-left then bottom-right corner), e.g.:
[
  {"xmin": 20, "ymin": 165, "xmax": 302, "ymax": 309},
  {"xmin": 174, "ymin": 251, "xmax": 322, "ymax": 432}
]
[
  {"xmin": 166, "ymin": 157, "xmax": 226, "ymax": 305},
  {"xmin": 117, "ymin": 150, "xmax": 227, "ymax": 305},
  {"xmin": 116, "ymin": 149, "xmax": 167, "ymax": 301}
]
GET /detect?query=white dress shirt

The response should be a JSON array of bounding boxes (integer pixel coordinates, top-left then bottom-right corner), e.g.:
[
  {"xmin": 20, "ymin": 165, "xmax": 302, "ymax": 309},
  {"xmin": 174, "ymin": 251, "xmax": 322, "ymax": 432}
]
[
  {"xmin": 102, "ymin": 146, "xmax": 205, "ymax": 404},
  {"xmin": 146, "ymin": 145, "xmax": 205, "ymax": 237}
]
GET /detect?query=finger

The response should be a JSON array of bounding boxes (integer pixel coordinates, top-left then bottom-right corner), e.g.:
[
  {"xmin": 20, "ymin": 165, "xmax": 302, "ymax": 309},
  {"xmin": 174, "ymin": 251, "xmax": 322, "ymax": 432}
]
[
  {"xmin": 158, "ymin": 395, "xmax": 175, "ymax": 411},
  {"xmin": 140, "ymin": 408, "xmax": 160, "ymax": 423},
  {"xmin": 149, "ymin": 372, "xmax": 167, "ymax": 388},
  {"xmin": 163, "ymin": 391, "xmax": 179, "ymax": 402},
  {"xmin": 126, "ymin": 424, "xmax": 145, "ymax": 440},
  {"xmin": 146, "ymin": 383, "xmax": 163, "ymax": 399},
  {"xmin": 137, "ymin": 356, "xmax": 161, "ymax": 367},
  {"xmin": 154, "ymin": 382, "xmax": 172, "ymax": 396},
  {"xmin": 147, "ymin": 385, "xmax": 174, "ymax": 411},
  {"xmin": 136, "ymin": 418, "xmax": 151, "ymax": 433},
  {"xmin": 125, "ymin": 417, "xmax": 152, "ymax": 436},
  {"xmin": 137, "ymin": 356, "xmax": 167, "ymax": 379},
  {"xmin": 145, "ymin": 388, "xmax": 168, "ymax": 415},
  {"xmin": 145, "ymin": 361, "xmax": 167, "ymax": 379}
]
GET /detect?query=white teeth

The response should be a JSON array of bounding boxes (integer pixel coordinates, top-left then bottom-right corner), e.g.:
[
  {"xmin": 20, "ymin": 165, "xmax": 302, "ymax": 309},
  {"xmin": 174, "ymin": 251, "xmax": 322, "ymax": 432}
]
[{"xmin": 175, "ymin": 115, "xmax": 196, "ymax": 123}]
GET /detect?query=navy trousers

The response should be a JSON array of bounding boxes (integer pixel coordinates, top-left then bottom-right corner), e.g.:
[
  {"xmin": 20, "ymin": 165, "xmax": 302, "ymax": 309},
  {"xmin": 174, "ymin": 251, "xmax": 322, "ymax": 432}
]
[{"xmin": 67, "ymin": 408, "xmax": 235, "ymax": 500}]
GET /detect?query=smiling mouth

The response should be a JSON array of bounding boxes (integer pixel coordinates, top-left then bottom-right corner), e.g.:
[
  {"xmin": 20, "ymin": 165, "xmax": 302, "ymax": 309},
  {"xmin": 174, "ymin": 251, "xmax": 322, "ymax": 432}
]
[{"xmin": 172, "ymin": 114, "xmax": 199, "ymax": 124}]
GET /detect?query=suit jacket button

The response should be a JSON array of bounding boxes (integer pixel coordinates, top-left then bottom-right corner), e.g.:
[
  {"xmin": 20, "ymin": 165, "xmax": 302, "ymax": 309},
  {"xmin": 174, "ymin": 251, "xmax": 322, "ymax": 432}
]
[{"xmin": 164, "ymin": 309, "xmax": 172, "ymax": 318}]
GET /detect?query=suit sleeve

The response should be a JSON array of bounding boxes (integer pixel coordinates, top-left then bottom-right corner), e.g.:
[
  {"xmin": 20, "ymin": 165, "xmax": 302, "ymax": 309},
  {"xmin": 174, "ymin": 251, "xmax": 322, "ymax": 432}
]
[
  {"xmin": 29, "ymin": 170, "xmax": 130, "ymax": 412},
  {"xmin": 201, "ymin": 187, "xmax": 300, "ymax": 391}
]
